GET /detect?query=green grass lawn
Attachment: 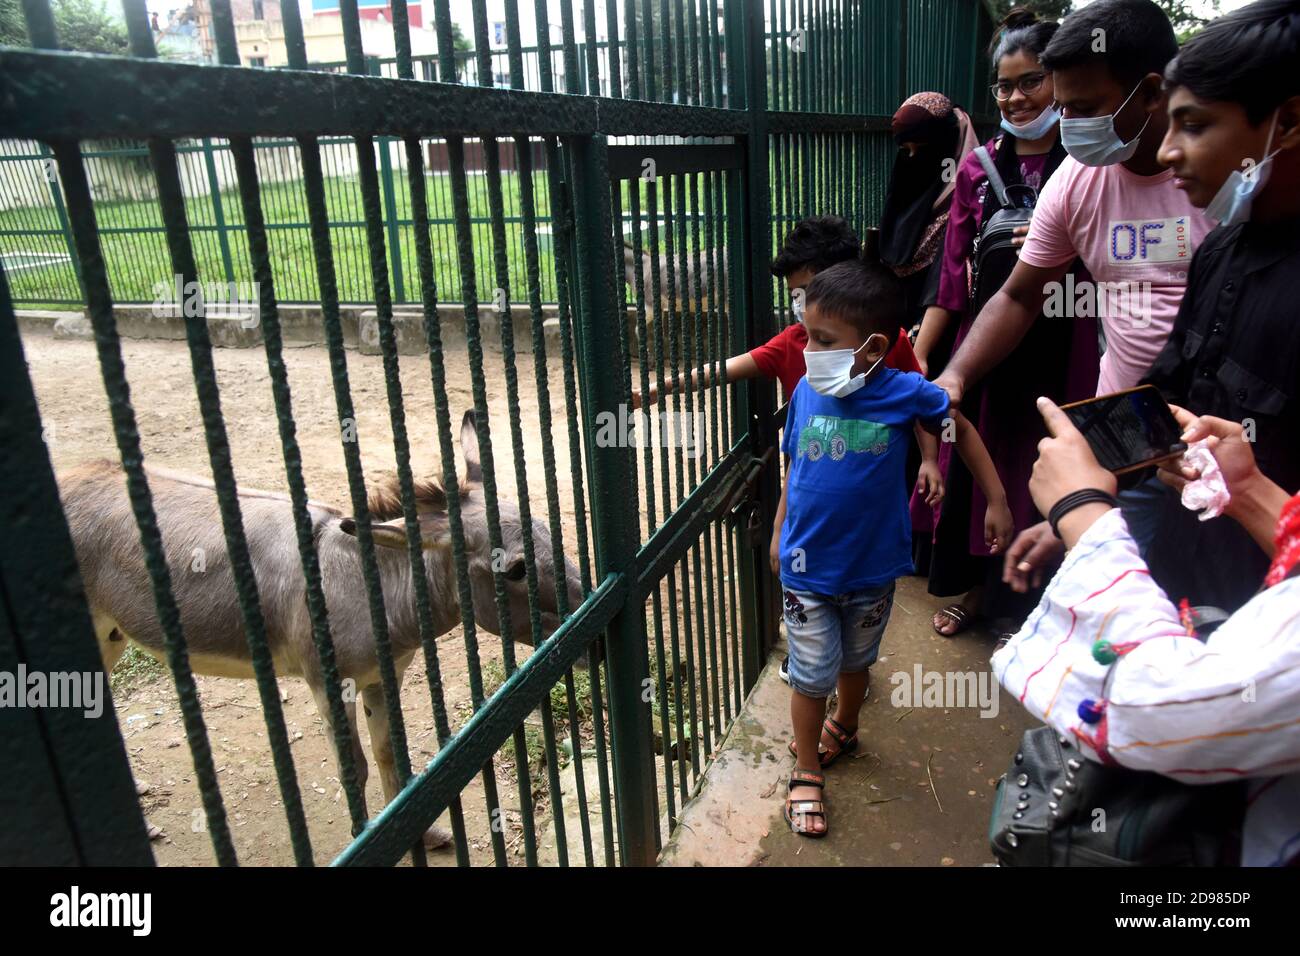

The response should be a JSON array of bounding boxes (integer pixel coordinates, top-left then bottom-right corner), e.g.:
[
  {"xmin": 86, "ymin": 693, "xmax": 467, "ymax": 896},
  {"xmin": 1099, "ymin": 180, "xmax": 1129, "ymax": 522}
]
[
  {"xmin": 2, "ymin": 148, "xmax": 725, "ymax": 310},
  {"xmin": 1, "ymin": 164, "xmax": 566, "ymax": 307}
]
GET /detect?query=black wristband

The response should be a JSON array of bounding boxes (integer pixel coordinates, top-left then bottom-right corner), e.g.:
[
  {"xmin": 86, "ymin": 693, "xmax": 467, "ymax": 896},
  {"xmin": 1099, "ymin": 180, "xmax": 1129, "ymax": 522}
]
[{"xmin": 1048, "ymin": 488, "xmax": 1120, "ymax": 539}]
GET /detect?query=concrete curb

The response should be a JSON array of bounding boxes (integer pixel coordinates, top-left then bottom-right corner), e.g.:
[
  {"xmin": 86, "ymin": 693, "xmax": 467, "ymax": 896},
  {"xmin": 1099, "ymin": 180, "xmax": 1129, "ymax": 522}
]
[
  {"xmin": 17, "ymin": 303, "xmax": 658, "ymax": 356},
  {"xmin": 15, "ymin": 303, "xmax": 696, "ymax": 356}
]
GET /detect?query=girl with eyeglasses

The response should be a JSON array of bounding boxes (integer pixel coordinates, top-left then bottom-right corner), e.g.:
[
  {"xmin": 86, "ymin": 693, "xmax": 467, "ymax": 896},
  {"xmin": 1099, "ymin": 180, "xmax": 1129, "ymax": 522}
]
[{"xmin": 911, "ymin": 7, "xmax": 1100, "ymax": 640}]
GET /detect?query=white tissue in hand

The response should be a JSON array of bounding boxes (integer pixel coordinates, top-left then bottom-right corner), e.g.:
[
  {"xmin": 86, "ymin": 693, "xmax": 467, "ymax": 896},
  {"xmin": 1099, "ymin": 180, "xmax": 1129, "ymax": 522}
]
[{"xmin": 1179, "ymin": 439, "xmax": 1230, "ymax": 520}]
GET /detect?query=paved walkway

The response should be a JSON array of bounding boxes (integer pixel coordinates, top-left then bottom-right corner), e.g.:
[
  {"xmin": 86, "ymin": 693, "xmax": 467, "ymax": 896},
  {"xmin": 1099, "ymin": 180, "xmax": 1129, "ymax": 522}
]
[{"xmin": 659, "ymin": 574, "xmax": 1038, "ymax": 866}]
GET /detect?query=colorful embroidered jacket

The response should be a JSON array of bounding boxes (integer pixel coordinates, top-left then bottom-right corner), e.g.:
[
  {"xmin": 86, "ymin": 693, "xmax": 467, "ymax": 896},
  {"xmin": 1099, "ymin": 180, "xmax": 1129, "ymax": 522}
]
[{"xmin": 992, "ymin": 506, "xmax": 1300, "ymax": 867}]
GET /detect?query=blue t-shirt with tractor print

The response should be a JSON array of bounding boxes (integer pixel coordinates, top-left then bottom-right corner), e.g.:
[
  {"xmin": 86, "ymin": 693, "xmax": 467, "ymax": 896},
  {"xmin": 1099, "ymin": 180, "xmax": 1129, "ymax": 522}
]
[{"xmin": 780, "ymin": 367, "xmax": 950, "ymax": 593}]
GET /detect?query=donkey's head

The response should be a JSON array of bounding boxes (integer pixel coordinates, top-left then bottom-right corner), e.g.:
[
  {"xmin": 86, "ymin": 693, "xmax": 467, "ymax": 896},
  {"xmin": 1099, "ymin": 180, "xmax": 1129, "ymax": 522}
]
[{"xmin": 348, "ymin": 410, "xmax": 584, "ymax": 646}]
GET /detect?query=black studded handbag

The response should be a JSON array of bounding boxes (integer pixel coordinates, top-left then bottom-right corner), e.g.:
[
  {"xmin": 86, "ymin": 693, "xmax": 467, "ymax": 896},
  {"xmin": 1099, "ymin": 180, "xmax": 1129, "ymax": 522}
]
[{"xmin": 989, "ymin": 725, "xmax": 1246, "ymax": 866}]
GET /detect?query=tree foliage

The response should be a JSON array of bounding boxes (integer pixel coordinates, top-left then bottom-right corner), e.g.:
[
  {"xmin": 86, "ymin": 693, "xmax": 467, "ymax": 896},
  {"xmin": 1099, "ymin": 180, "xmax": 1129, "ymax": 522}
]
[
  {"xmin": 0, "ymin": 0, "xmax": 129, "ymax": 54},
  {"xmin": 989, "ymin": 0, "xmax": 1075, "ymax": 26}
]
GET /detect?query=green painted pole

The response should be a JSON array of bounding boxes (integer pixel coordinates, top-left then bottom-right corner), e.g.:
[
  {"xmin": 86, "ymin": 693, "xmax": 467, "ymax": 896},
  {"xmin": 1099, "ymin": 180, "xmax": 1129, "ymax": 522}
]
[
  {"xmin": 567, "ymin": 133, "xmax": 658, "ymax": 866},
  {"xmin": 200, "ymin": 137, "xmax": 236, "ymax": 287}
]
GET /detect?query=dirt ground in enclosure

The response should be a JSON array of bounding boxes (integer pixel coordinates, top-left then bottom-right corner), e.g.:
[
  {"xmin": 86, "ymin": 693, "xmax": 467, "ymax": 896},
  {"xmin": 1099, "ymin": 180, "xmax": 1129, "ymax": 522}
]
[{"xmin": 21, "ymin": 327, "xmax": 611, "ymax": 867}]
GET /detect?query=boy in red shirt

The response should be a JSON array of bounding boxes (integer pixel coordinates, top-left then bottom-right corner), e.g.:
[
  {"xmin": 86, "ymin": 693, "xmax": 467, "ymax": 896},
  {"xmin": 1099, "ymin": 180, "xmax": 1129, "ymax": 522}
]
[{"xmin": 635, "ymin": 216, "xmax": 932, "ymax": 413}]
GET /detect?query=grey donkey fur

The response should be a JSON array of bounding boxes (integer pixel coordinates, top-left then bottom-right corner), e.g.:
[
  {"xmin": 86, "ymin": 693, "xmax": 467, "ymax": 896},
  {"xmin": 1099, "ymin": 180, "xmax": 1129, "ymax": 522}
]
[{"xmin": 58, "ymin": 410, "xmax": 582, "ymax": 851}]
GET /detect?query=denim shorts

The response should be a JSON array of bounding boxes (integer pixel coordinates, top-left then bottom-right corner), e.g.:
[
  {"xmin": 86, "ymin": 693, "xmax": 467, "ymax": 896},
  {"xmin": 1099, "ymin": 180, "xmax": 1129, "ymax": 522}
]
[{"xmin": 780, "ymin": 580, "xmax": 896, "ymax": 698}]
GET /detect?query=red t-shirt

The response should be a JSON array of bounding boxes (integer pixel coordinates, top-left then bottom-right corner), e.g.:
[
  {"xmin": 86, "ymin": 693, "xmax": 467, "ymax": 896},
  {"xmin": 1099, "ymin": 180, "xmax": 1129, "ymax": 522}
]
[{"xmin": 749, "ymin": 323, "xmax": 922, "ymax": 400}]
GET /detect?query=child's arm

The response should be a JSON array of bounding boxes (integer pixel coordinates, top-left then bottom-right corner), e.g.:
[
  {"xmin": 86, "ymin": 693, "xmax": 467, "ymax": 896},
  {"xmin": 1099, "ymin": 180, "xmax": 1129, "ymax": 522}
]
[
  {"xmin": 770, "ymin": 459, "xmax": 791, "ymax": 578},
  {"xmin": 913, "ymin": 423, "xmax": 944, "ymax": 507},
  {"xmin": 633, "ymin": 352, "xmax": 759, "ymax": 408},
  {"xmin": 928, "ymin": 409, "xmax": 1013, "ymax": 554}
]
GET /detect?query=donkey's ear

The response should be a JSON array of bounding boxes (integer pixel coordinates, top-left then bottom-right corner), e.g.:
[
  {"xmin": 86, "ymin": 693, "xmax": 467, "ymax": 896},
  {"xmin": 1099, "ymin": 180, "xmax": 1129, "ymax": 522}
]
[
  {"xmin": 460, "ymin": 409, "xmax": 484, "ymax": 484},
  {"xmin": 340, "ymin": 516, "xmax": 409, "ymax": 550},
  {"xmin": 418, "ymin": 513, "xmax": 454, "ymax": 554}
]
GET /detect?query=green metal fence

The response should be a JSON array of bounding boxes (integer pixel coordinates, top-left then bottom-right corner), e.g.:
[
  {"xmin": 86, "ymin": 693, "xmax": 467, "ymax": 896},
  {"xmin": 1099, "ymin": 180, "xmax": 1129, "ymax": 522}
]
[
  {"xmin": 0, "ymin": 0, "xmax": 994, "ymax": 867},
  {"xmin": 1, "ymin": 7, "xmax": 992, "ymax": 308}
]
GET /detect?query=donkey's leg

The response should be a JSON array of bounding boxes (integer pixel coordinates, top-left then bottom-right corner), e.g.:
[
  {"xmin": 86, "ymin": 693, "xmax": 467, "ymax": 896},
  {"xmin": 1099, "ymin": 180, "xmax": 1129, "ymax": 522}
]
[
  {"xmin": 306, "ymin": 676, "xmax": 369, "ymax": 829},
  {"xmin": 361, "ymin": 676, "xmax": 452, "ymax": 851},
  {"xmin": 359, "ymin": 682, "xmax": 403, "ymax": 802}
]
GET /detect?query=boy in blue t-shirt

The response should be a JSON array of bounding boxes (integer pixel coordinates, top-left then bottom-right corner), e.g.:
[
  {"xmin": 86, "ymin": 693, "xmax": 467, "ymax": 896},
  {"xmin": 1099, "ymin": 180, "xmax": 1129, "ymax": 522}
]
[{"xmin": 775, "ymin": 259, "xmax": 1014, "ymax": 837}]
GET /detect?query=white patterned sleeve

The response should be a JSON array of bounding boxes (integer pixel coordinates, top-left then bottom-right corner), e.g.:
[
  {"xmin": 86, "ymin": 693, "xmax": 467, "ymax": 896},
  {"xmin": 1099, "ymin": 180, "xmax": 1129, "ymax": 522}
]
[{"xmin": 991, "ymin": 507, "xmax": 1300, "ymax": 784}]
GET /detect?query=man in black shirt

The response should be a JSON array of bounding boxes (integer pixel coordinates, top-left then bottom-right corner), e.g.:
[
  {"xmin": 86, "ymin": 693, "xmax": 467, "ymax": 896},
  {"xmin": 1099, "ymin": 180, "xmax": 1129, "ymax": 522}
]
[{"xmin": 1140, "ymin": 0, "xmax": 1300, "ymax": 610}]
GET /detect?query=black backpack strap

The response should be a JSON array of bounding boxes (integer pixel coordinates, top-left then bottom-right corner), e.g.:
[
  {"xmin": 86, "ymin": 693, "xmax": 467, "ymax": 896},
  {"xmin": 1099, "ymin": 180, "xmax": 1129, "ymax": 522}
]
[{"xmin": 973, "ymin": 145, "xmax": 1010, "ymax": 209}]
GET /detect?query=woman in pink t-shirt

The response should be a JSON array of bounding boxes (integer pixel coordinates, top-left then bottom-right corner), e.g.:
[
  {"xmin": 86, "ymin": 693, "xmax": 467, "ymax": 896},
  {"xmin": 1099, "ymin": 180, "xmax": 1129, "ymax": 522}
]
[{"xmin": 911, "ymin": 9, "xmax": 1100, "ymax": 639}]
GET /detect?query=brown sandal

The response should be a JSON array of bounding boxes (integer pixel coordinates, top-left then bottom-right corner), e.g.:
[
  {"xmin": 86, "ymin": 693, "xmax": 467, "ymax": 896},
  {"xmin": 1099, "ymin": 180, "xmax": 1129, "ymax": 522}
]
[
  {"xmin": 784, "ymin": 768, "xmax": 828, "ymax": 838},
  {"xmin": 787, "ymin": 716, "xmax": 859, "ymax": 769}
]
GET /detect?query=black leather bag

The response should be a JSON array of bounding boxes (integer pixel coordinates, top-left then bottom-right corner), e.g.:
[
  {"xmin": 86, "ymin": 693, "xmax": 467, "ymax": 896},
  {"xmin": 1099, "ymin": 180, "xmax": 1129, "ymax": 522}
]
[
  {"xmin": 989, "ymin": 725, "xmax": 1245, "ymax": 866},
  {"xmin": 991, "ymin": 601, "xmax": 1251, "ymax": 866}
]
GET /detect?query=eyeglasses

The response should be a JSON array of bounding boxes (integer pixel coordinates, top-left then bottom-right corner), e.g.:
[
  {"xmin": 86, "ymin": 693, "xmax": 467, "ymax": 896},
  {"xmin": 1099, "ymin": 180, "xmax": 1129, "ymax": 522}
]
[{"xmin": 990, "ymin": 73, "xmax": 1047, "ymax": 101}]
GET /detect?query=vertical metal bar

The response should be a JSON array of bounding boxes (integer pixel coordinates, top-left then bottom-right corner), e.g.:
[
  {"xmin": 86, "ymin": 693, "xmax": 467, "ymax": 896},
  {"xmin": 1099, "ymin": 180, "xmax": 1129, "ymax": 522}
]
[
  {"xmin": 567, "ymin": 134, "xmax": 658, "ymax": 866},
  {"xmin": 122, "ymin": 0, "xmax": 320, "ymax": 865},
  {"xmin": 546, "ymin": 139, "xmax": 603, "ymax": 865},
  {"xmin": 43, "ymin": 134, "xmax": 238, "ymax": 865},
  {"xmin": 534, "ymin": 0, "xmax": 555, "ymax": 91},
  {"xmin": 516, "ymin": 135, "xmax": 585, "ymax": 866},
  {"xmin": 398, "ymin": 130, "xmax": 474, "ymax": 867},
  {"xmin": 200, "ymin": 138, "xmax": 236, "ymax": 287},
  {"xmin": 708, "ymin": 0, "xmax": 722, "ymax": 106},
  {"xmin": 644, "ymin": 173, "xmax": 689, "ymax": 806},
  {"xmin": 898, "ymin": 0, "xmax": 909, "ymax": 104},
  {"xmin": 581, "ymin": 0, "xmax": 600, "ymax": 95},
  {"xmin": 625, "ymin": 175, "xmax": 678, "ymax": 831},
  {"xmin": 731, "ymin": 0, "xmax": 778, "ymax": 691},
  {"xmin": 623, "ymin": 0, "xmax": 640, "ymax": 100},
  {"xmin": 210, "ymin": 0, "xmax": 371, "ymax": 848},
  {"xmin": 703, "ymin": 168, "xmax": 731, "ymax": 727},
  {"xmin": 338, "ymin": 0, "xmax": 431, "ymax": 867},
  {"xmin": 673, "ymin": 0, "xmax": 687, "ymax": 101},
  {"xmin": 391, "ymin": 0, "xmax": 412, "ymax": 78},
  {"xmin": 686, "ymin": 0, "xmax": 700, "ymax": 105},
  {"xmin": 561, "ymin": 0, "xmax": 581, "ymax": 93},
  {"xmin": 605, "ymin": 0, "xmax": 623, "ymax": 97},
  {"xmin": 376, "ymin": 133, "xmax": 406, "ymax": 304},
  {"xmin": 661, "ymin": 173, "xmax": 699, "ymax": 782},
  {"xmin": 0, "ymin": 263, "xmax": 155, "ymax": 865},
  {"xmin": 468, "ymin": 0, "xmax": 542, "ymax": 868},
  {"xmin": 431, "ymin": 24, "xmax": 520, "ymax": 860},
  {"xmin": 639, "ymin": 0, "xmax": 656, "ymax": 101},
  {"xmin": 37, "ymin": 142, "xmax": 84, "ymax": 298},
  {"xmin": 684, "ymin": 172, "xmax": 715, "ymax": 756}
]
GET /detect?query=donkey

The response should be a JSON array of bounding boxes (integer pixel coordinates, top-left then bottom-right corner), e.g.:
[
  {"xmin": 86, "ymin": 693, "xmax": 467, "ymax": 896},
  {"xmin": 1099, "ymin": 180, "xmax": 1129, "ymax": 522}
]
[
  {"xmin": 622, "ymin": 240, "xmax": 729, "ymax": 314},
  {"xmin": 57, "ymin": 410, "xmax": 582, "ymax": 850}
]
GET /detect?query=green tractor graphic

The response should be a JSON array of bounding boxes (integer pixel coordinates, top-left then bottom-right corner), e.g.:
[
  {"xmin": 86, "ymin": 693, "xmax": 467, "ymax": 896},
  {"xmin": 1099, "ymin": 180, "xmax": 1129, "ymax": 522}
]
[{"xmin": 797, "ymin": 414, "xmax": 891, "ymax": 461}]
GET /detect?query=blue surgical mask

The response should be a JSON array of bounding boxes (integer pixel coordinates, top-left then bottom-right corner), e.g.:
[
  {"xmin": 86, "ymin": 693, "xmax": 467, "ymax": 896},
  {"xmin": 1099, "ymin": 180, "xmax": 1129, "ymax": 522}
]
[
  {"xmin": 1059, "ymin": 81, "xmax": 1151, "ymax": 167},
  {"xmin": 803, "ymin": 336, "xmax": 886, "ymax": 398},
  {"xmin": 1204, "ymin": 111, "xmax": 1281, "ymax": 227},
  {"xmin": 1000, "ymin": 104, "xmax": 1061, "ymax": 141}
]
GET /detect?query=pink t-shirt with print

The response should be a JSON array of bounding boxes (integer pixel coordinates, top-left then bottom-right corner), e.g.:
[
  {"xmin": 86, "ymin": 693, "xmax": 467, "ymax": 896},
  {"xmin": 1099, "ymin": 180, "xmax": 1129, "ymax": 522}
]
[{"xmin": 1019, "ymin": 156, "xmax": 1212, "ymax": 395}]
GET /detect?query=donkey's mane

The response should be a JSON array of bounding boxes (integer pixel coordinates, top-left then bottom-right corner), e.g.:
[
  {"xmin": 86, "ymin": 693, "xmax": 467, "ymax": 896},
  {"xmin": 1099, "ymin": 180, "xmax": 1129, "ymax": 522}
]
[{"xmin": 366, "ymin": 473, "xmax": 475, "ymax": 521}]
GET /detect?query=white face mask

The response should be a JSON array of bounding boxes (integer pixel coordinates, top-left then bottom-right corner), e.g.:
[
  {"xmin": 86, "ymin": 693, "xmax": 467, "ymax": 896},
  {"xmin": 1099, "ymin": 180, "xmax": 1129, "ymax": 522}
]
[
  {"xmin": 804, "ymin": 335, "xmax": 886, "ymax": 398},
  {"xmin": 1204, "ymin": 111, "xmax": 1281, "ymax": 227},
  {"xmin": 1001, "ymin": 103, "xmax": 1061, "ymax": 141},
  {"xmin": 1059, "ymin": 80, "xmax": 1151, "ymax": 167}
]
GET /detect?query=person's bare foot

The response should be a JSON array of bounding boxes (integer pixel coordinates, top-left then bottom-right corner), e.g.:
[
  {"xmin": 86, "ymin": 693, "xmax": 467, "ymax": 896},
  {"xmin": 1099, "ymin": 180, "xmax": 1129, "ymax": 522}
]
[{"xmin": 932, "ymin": 588, "xmax": 982, "ymax": 636}]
